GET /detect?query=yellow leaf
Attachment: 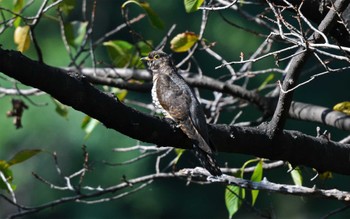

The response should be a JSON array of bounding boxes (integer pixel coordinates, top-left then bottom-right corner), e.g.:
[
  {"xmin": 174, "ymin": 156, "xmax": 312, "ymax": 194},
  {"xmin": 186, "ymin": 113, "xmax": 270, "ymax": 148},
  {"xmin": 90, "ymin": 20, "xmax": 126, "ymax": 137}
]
[
  {"xmin": 114, "ymin": 89, "xmax": 128, "ymax": 101},
  {"xmin": 319, "ymin": 171, "xmax": 333, "ymax": 180},
  {"xmin": 170, "ymin": 32, "xmax": 199, "ymax": 52},
  {"xmin": 14, "ymin": 25, "xmax": 31, "ymax": 52},
  {"xmin": 333, "ymin": 101, "xmax": 350, "ymax": 115},
  {"xmin": 184, "ymin": 0, "xmax": 204, "ymax": 13}
]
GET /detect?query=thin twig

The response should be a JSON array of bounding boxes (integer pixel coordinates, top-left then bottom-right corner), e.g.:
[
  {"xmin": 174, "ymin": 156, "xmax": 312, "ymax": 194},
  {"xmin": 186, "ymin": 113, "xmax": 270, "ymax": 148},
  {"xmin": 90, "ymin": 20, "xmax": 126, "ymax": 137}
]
[
  {"xmin": 200, "ymin": 0, "xmax": 238, "ymax": 11},
  {"xmin": 0, "ymin": 171, "xmax": 17, "ymax": 205},
  {"xmin": 4, "ymin": 168, "xmax": 350, "ymax": 218}
]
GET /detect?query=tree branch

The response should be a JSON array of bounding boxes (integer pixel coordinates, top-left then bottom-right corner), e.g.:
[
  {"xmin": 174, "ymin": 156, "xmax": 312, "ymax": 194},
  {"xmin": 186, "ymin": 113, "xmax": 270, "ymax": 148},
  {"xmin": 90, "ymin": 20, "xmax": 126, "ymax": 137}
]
[
  {"xmin": 281, "ymin": 0, "xmax": 349, "ymax": 46},
  {"xmin": 289, "ymin": 102, "xmax": 350, "ymax": 131},
  {"xmin": 78, "ymin": 67, "xmax": 350, "ymax": 132},
  {"xmin": 3, "ymin": 168, "xmax": 350, "ymax": 218},
  {"xmin": 267, "ymin": 0, "xmax": 349, "ymax": 138},
  {"xmin": 1, "ymin": 48, "xmax": 350, "ymax": 175}
]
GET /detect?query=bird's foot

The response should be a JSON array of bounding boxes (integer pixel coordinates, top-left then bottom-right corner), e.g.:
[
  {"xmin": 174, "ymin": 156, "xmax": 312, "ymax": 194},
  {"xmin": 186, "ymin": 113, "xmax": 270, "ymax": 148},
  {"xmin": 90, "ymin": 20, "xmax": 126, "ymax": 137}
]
[{"xmin": 164, "ymin": 118, "xmax": 180, "ymax": 130}]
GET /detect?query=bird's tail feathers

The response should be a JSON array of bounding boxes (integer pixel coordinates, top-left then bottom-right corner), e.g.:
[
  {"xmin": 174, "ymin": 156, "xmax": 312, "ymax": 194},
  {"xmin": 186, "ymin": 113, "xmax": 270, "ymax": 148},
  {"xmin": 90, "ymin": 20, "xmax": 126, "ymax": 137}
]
[
  {"xmin": 180, "ymin": 119, "xmax": 212, "ymax": 154},
  {"xmin": 180, "ymin": 119, "xmax": 222, "ymax": 176},
  {"xmin": 192, "ymin": 144, "xmax": 222, "ymax": 176}
]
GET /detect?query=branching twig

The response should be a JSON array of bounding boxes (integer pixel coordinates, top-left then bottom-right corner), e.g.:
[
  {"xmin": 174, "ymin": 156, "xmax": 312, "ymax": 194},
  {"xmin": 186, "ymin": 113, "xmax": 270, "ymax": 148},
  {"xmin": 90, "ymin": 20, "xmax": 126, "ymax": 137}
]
[
  {"xmin": 0, "ymin": 171, "xmax": 17, "ymax": 205},
  {"xmin": 3, "ymin": 168, "xmax": 350, "ymax": 218}
]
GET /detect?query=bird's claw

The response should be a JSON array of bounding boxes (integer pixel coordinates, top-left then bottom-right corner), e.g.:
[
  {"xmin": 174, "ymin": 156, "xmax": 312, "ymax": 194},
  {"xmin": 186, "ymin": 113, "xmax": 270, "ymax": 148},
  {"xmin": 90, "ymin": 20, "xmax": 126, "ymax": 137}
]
[{"xmin": 164, "ymin": 118, "xmax": 179, "ymax": 130}]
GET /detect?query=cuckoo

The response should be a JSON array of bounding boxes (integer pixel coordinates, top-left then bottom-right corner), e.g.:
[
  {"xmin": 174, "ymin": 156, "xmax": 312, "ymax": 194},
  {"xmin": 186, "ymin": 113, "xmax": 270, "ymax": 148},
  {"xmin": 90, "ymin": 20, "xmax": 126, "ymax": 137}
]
[{"xmin": 141, "ymin": 50, "xmax": 222, "ymax": 176}]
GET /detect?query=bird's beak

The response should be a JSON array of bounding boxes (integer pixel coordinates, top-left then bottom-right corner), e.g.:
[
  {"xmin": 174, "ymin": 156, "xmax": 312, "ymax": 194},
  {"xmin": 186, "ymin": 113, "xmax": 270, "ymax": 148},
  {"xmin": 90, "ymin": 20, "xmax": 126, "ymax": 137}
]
[{"xmin": 140, "ymin": 56, "xmax": 150, "ymax": 61}]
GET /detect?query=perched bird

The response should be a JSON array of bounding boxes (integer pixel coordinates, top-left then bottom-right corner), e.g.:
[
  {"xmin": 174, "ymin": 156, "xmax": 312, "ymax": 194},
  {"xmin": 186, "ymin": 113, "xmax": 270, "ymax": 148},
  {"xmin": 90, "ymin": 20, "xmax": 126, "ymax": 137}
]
[{"xmin": 141, "ymin": 50, "xmax": 222, "ymax": 176}]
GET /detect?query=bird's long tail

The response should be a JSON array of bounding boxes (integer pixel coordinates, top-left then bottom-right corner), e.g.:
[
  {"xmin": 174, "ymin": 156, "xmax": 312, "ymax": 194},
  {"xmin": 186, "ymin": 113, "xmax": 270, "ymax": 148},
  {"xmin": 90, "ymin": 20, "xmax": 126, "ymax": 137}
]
[
  {"xmin": 180, "ymin": 119, "xmax": 222, "ymax": 176},
  {"xmin": 192, "ymin": 143, "xmax": 222, "ymax": 176}
]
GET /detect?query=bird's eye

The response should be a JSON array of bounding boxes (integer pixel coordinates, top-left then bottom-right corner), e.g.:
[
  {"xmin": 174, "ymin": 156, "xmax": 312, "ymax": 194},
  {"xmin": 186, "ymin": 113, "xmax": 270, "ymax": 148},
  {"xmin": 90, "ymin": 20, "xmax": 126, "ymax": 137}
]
[{"xmin": 154, "ymin": 54, "xmax": 160, "ymax": 59}]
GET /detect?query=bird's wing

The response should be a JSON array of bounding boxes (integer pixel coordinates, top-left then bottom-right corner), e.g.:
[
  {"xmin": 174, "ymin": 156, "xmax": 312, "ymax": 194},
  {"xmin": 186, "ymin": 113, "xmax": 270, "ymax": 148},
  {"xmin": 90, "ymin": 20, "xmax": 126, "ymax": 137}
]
[
  {"xmin": 171, "ymin": 73, "xmax": 211, "ymax": 145},
  {"xmin": 156, "ymin": 73, "xmax": 213, "ymax": 154},
  {"xmin": 155, "ymin": 74, "xmax": 191, "ymax": 122},
  {"xmin": 188, "ymin": 94, "xmax": 210, "ymax": 143}
]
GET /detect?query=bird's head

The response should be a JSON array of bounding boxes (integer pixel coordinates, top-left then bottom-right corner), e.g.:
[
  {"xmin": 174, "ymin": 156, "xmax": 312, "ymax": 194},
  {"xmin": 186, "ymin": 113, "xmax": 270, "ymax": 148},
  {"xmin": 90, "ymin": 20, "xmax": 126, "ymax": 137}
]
[{"xmin": 141, "ymin": 50, "xmax": 173, "ymax": 72}]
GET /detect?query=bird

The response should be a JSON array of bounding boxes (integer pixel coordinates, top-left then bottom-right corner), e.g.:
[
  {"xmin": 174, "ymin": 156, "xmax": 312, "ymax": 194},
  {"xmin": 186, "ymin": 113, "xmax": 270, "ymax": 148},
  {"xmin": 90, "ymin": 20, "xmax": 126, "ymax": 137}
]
[{"xmin": 141, "ymin": 50, "xmax": 222, "ymax": 176}]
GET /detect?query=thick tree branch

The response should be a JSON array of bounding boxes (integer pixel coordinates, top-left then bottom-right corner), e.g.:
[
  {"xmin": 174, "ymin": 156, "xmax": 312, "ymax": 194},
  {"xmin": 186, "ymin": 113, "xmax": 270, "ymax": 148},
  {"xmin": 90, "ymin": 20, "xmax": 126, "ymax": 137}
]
[
  {"xmin": 79, "ymin": 67, "xmax": 350, "ymax": 132},
  {"xmin": 4, "ymin": 67, "xmax": 350, "ymax": 132},
  {"xmin": 1, "ymin": 48, "xmax": 350, "ymax": 175},
  {"xmin": 210, "ymin": 124, "xmax": 350, "ymax": 174},
  {"xmin": 289, "ymin": 102, "xmax": 350, "ymax": 131},
  {"xmin": 0, "ymin": 49, "xmax": 190, "ymax": 147}
]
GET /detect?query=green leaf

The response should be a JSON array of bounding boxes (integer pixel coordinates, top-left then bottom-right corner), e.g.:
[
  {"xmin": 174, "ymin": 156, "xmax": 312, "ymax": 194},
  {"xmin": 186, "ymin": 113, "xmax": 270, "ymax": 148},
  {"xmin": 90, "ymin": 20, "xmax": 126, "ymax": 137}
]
[
  {"xmin": 13, "ymin": 0, "xmax": 24, "ymax": 27},
  {"xmin": 137, "ymin": 41, "xmax": 153, "ymax": 57},
  {"xmin": 104, "ymin": 40, "xmax": 134, "ymax": 67},
  {"xmin": 52, "ymin": 98, "xmax": 69, "ymax": 118},
  {"xmin": 103, "ymin": 40, "xmax": 151, "ymax": 68},
  {"xmin": 0, "ymin": 160, "xmax": 14, "ymax": 190},
  {"xmin": 289, "ymin": 164, "xmax": 303, "ymax": 186},
  {"xmin": 0, "ymin": 160, "xmax": 10, "ymax": 171},
  {"xmin": 64, "ymin": 21, "xmax": 88, "ymax": 49},
  {"xmin": 225, "ymin": 185, "xmax": 245, "ymax": 218},
  {"xmin": 173, "ymin": 148, "xmax": 185, "ymax": 164},
  {"xmin": 122, "ymin": 0, "xmax": 164, "ymax": 29},
  {"xmin": 81, "ymin": 116, "xmax": 100, "ymax": 139},
  {"xmin": 58, "ymin": 0, "xmax": 76, "ymax": 15},
  {"xmin": 184, "ymin": 0, "xmax": 204, "ymax": 13},
  {"xmin": 7, "ymin": 149, "xmax": 42, "ymax": 166},
  {"xmin": 250, "ymin": 160, "xmax": 263, "ymax": 206},
  {"xmin": 115, "ymin": 89, "xmax": 128, "ymax": 101},
  {"xmin": 258, "ymin": 74, "xmax": 275, "ymax": 91},
  {"xmin": 13, "ymin": 17, "xmax": 22, "ymax": 28},
  {"xmin": 170, "ymin": 32, "xmax": 199, "ymax": 53},
  {"xmin": 240, "ymin": 158, "xmax": 259, "ymax": 178},
  {"xmin": 13, "ymin": 0, "xmax": 24, "ymax": 13},
  {"xmin": 1, "ymin": 149, "xmax": 41, "ymax": 191},
  {"xmin": 139, "ymin": 2, "xmax": 164, "ymax": 30}
]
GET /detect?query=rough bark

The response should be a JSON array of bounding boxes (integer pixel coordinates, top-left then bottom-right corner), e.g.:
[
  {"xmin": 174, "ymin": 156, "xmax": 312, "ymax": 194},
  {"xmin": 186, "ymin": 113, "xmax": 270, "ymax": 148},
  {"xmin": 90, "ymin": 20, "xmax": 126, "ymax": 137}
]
[{"xmin": 1, "ymin": 48, "xmax": 350, "ymax": 175}]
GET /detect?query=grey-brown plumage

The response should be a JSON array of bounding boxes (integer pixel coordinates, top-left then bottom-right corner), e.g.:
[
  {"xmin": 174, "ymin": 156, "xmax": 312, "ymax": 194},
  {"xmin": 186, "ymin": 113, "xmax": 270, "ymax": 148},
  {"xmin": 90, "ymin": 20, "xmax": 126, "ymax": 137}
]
[{"xmin": 142, "ymin": 50, "xmax": 222, "ymax": 176}]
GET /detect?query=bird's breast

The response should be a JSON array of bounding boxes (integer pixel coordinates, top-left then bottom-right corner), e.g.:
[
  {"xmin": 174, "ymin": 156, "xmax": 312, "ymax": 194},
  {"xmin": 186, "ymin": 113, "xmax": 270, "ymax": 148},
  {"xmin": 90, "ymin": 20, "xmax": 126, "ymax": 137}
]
[{"xmin": 151, "ymin": 76, "xmax": 174, "ymax": 120}]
